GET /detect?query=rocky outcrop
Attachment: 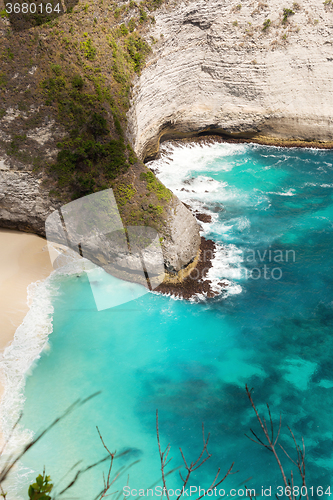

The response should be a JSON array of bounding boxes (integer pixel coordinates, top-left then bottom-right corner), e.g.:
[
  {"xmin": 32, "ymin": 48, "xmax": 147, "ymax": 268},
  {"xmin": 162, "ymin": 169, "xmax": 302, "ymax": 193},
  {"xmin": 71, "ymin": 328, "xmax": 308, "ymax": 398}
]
[
  {"xmin": 0, "ymin": 161, "xmax": 200, "ymax": 273},
  {"xmin": 1, "ymin": 0, "xmax": 333, "ymax": 275},
  {"xmin": 127, "ymin": 0, "xmax": 333, "ymax": 160},
  {"xmin": 0, "ymin": 107, "xmax": 63, "ymax": 234},
  {"xmin": 163, "ymin": 196, "xmax": 201, "ymax": 271},
  {"xmin": 0, "ymin": 170, "xmax": 58, "ymax": 234},
  {"xmin": 0, "ymin": 106, "xmax": 200, "ymax": 272}
]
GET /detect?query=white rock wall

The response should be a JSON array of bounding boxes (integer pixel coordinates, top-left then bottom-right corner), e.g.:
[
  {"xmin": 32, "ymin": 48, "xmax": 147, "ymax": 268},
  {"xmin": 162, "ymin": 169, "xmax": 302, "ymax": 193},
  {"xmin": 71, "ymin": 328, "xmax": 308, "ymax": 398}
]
[{"xmin": 128, "ymin": 0, "xmax": 333, "ymax": 159}]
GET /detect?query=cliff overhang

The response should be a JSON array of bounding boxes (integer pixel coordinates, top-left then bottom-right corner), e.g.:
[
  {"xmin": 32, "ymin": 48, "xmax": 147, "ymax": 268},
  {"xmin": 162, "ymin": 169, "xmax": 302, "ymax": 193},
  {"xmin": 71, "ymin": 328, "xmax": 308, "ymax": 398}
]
[{"xmin": 127, "ymin": 0, "xmax": 333, "ymax": 161}]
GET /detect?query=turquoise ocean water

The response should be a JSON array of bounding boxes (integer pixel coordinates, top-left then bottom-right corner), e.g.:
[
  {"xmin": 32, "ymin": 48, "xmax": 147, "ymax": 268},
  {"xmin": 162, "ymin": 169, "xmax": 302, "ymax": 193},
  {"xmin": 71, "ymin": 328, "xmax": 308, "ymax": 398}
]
[{"xmin": 8, "ymin": 142, "xmax": 333, "ymax": 498}]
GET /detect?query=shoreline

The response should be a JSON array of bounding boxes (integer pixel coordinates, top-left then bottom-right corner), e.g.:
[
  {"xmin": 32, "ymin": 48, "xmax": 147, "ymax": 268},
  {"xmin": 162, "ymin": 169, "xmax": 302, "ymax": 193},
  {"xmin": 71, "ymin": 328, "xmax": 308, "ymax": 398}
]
[
  {"xmin": 148, "ymin": 136, "xmax": 333, "ymax": 298},
  {"xmin": 2, "ymin": 137, "xmax": 330, "ymax": 317},
  {"xmin": 0, "ymin": 229, "xmax": 53, "ymax": 443},
  {"xmin": 0, "ymin": 230, "xmax": 53, "ymax": 353},
  {"xmin": 147, "ymin": 132, "xmax": 333, "ymax": 296}
]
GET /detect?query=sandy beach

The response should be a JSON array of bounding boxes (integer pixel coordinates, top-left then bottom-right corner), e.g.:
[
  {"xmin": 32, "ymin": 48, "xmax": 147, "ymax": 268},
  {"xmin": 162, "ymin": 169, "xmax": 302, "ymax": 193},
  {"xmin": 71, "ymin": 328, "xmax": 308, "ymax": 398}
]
[{"xmin": 0, "ymin": 229, "xmax": 53, "ymax": 407}]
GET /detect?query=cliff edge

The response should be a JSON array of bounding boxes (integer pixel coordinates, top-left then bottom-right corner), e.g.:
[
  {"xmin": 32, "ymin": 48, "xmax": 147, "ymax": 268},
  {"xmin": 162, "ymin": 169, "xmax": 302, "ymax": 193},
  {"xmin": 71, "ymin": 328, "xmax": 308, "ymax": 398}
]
[
  {"xmin": 127, "ymin": 0, "xmax": 333, "ymax": 160},
  {"xmin": 0, "ymin": 0, "xmax": 201, "ymax": 273},
  {"xmin": 0, "ymin": 0, "xmax": 332, "ymax": 277}
]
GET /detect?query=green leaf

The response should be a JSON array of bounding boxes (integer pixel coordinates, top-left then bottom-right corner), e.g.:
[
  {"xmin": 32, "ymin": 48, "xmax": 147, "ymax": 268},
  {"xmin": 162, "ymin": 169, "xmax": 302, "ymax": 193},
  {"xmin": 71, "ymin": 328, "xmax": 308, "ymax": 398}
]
[{"xmin": 28, "ymin": 472, "xmax": 53, "ymax": 500}]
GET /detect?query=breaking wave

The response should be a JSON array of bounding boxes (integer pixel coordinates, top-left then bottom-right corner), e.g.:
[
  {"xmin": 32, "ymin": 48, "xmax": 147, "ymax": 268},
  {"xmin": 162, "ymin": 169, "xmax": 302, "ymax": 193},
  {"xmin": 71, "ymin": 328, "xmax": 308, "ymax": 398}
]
[{"xmin": 0, "ymin": 257, "xmax": 88, "ymax": 499}]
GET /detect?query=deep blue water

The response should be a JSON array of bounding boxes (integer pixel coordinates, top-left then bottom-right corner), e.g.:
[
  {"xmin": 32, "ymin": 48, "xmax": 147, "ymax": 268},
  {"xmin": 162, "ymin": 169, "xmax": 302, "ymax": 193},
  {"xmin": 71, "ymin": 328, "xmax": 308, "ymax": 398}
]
[{"xmin": 17, "ymin": 143, "xmax": 333, "ymax": 499}]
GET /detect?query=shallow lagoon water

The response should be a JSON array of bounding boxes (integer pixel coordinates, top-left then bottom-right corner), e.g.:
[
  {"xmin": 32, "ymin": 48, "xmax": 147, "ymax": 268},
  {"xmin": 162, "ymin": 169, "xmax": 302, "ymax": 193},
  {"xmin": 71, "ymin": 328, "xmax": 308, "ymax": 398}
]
[{"xmin": 15, "ymin": 143, "xmax": 333, "ymax": 498}]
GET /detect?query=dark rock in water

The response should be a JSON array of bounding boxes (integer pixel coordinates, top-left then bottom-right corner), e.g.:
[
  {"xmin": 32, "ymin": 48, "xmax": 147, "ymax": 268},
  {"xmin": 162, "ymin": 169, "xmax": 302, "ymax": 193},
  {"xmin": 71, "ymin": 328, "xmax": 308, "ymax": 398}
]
[
  {"xmin": 179, "ymin": 203, "xmax": 212, "ymax": 224},
  {"xmin": 155, "ymin": 237, "xmax": 227, "ymax": 300},
  {"xmin": 195, "ymin": 213, "xmax": 212, "ymax": 223}
]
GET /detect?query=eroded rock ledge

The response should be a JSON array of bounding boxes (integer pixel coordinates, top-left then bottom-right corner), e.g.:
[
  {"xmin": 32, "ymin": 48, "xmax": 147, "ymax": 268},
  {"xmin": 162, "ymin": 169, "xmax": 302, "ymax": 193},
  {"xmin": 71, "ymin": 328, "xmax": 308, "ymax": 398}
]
[
  {"xmin": 127, "ymin": 0, "xmax": 333, "ymax": 161},
  {"xmin": 156, "ymin": 236, "xmax": 228, "ymax": 300}
]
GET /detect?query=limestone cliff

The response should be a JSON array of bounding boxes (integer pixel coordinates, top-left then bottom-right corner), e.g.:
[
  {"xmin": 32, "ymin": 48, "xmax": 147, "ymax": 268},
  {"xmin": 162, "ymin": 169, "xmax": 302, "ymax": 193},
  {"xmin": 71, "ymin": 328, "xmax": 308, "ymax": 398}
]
[
  {"xmin": 0, "ymin": 0, "xmax": 201, "ymax": 273},
  {"xmin": 1, "ymin": 0, "xmax": 332, "ymax": 275},
  {"xmin": 127, "ymin": 0, "xmax": 333, "ymax": 160}
]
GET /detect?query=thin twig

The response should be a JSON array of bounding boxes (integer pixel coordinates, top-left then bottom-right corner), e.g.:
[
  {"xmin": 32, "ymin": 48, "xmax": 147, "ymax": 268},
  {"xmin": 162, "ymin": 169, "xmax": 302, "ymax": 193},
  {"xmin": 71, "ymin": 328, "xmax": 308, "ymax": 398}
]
[
  {"xmin": 96, "ymin": 427, "xmax": 117, "ymax": 499},
  {"xmin": 156, "ymin": 410, "xmax": 171, "ymax": 500},
  {"xmin": 245, "ymin": 385, "xmax": 309, "ymax": 500},
  {"xmin": 246, "ymin": 385, "xmax": 291, "ymax": 499},
  {"xmin": 0, "ymin": 392, "xmax": 101, "ymax": 485},
  {"xmin": 156, "ymin": 409, "xmax": 235, "ymax": 500}
]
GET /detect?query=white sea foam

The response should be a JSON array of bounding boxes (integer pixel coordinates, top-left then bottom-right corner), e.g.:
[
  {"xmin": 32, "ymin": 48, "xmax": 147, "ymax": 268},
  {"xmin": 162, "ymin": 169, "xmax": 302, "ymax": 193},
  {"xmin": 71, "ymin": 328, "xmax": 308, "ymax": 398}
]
[
  {"xmin": 147, "ymin": 142, "xmax": 246, "ymax": 206},
  {"xmin": 0, "ymin": 141, "xmax": 247, "ymax": 492},
  {"xmin": 207, "ymin": 243, "xmax": 246, "ymax": 283},
  {"xmin": 148, "ymin": 142, "xmax": 248, "ymax": 300},
  {"xmin": 152, "ymin": 234, "xmax": 245, "ymax": 303},
  {"xmin": 0, "ymin": 277, "xmax": 56, "ymax": 444},
  {"xmin": 149, "ymin": 142, "xmax": 248, "ymax": 175},
  {"xmin": 236, "ymin": 216, "xmax": 251, "ymax": 231},
  {"xmin": 303, "ymin": 181, "xmax": 333, "ymax": 189},
  {"xmin": 187, "ymin": 243, "xmax": 244, "ymax": 302},
  {"xmin": 266, "ymin": 188, "xmax": 296, "ymax": 197},
  {"xmin": 0, "ymin": 275, "xmax": 57, "ymax": 499},
  {"xmin": 150, "ymin": 143, "xmax": 273, "ymax": 214},
  {"xmin": 0, "ymin": 256, "xmax": 89, "ymax": 499}
]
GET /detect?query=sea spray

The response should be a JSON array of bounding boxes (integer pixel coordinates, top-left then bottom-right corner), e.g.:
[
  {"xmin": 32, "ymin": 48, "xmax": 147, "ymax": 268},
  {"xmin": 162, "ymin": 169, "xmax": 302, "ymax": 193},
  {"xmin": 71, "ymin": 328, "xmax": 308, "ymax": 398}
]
[
  {"xmin": 148, "ymin": 141, "xmax": 247, "ymax": 298},
  {"xmin": 0, "ymin": 256, "xmax": 90, "ymax": 499},
  {"xmin": 0, "ymin": 274, "xmax": 56, "ymax": 500}
]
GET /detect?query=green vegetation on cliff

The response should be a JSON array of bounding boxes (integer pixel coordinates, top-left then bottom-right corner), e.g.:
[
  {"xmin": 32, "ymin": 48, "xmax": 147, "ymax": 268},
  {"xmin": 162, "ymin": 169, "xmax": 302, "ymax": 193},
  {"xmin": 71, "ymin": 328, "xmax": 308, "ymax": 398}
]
[
  {"xmin": 140, "ymin": 171, "xmax": 172, "ymax": 201},
  {"xmin": 0, "ymin": 0, "xmax": 173, "ymax": 231}
]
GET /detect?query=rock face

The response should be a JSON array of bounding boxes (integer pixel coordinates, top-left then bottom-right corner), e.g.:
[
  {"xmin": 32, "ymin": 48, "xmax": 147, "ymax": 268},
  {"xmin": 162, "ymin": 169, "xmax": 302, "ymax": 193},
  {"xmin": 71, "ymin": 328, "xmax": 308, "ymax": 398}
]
[
  {"xmin": 0, "ymin": 108, "xmax": 63, "ymax": 235},
  {"xmin": 0, "ymin": 107, "xmax": 200, "ymax": 272},
  {"xmin": 163, "ymin": 196, "xmax": 201, "ymax": 271},
  {"xmin": 2, "ymin": 0, "xmax": 333, "ymax": 273},
  {"xmin": 0, "ymin": 170, "xmax": 57, "ymax": 234},
  {"xmin": 127, "ymin": 0, "xmax": 333, "ymax": 160}
]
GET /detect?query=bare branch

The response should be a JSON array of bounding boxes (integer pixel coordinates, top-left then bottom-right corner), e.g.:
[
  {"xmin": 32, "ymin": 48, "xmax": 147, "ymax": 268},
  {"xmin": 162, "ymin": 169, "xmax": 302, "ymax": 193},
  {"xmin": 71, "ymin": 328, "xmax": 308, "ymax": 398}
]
[
  {"xmin": 96, "ymin": 427, "xmax": 118, "ymax": 499},
  {"xmin": 156, "ymin": 409, "xmax": 235, "ymax": 500},
  {"xmin": 0, "ymin": 392, "xmax": 101, "ymax": 486},
  {"xmin": 267, "ymin": 404, "xmax": 274, "ymax": 443},
  {"xmin": 279, "ymin": 444, "xmax": 298, "ymax": 467},
  {"xmin": 245, "ymin": 385, "xmax": 309, "ymax": 500},
  {"xmin": 246, "ymin": 385, "xmax": 292, "ymax": 500},
  {"xmin": 156, "ymin": 410, "xmax": 170, "ymax": 500},
  {"xmin": 274, "ymin": 415, "xmax": 282, "ymax": 447}
]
